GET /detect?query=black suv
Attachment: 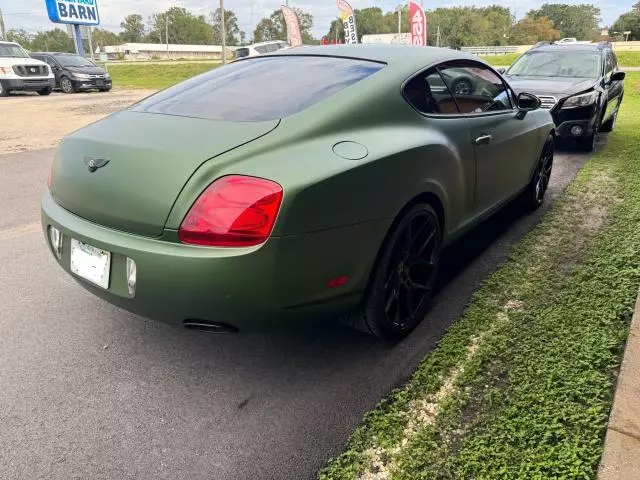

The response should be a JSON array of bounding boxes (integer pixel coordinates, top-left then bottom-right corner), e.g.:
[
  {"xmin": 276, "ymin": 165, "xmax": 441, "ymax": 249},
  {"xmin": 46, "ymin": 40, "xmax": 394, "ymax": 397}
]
[
  {"xmin": 29, "ymin": 52, "xmax": 112, "ymax": 93},
  {"xmin": 501, "ymin": 42, "xmax": 625, "ymax": 151}
]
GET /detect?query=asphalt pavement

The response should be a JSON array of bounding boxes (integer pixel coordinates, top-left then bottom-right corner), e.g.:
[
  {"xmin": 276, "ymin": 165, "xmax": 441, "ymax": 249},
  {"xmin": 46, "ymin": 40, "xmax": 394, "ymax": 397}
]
[{"xmin": 0, "ymin": 145, "xmax": 593, "ymax": 480}]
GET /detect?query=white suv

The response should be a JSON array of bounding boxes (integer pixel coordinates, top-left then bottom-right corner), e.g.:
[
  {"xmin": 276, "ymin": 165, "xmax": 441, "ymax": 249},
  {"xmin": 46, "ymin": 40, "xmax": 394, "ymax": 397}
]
[{"xmin": 0, "ymin": 41, "xmax": 55, "ymax": 97}]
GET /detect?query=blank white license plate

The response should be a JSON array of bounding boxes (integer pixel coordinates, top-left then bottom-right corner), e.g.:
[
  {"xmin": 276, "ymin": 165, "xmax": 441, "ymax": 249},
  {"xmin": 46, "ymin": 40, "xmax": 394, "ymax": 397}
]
[{"xmin": 70, "ymin": 239, "xmax": 111, "ymax": 289}]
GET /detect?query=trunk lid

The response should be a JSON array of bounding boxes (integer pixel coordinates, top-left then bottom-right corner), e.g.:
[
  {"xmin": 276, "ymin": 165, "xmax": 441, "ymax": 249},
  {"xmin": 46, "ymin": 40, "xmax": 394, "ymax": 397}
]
[{"xmin": 50, "ymin": 111, "xmax": 279, "ymax": 236}]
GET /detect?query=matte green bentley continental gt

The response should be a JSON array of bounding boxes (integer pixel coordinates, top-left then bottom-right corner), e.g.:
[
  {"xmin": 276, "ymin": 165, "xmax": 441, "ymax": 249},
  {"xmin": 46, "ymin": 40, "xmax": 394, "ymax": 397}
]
[{"xmin": 42, "ymin": 45, "xmax": 555, "ymax": 340}]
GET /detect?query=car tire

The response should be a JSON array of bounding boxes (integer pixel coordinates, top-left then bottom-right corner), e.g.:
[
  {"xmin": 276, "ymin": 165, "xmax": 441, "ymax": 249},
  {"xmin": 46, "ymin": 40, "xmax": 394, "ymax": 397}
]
[
  {"xmin": 37, "ymin": 88, "xmax": 52, "ymax": 96},
  {"xmin": 522, "ymin": 134, "xmax": 554, "ymax": 211},
  {"xmin": 452, "ymin": 78, "xmax": 473, "ymax": 96},
  {"xmin": 100, "ymin": 88, "xmax": 111, "ymax": 92},
  {"xmin": 577, "ymin": 120, "xmax": 599, "ymax": 152},
  {"xmin": 60, "ymin": 76, "xmax": 76, "ymax": 94},
  {"xmin": 343, "ymin": 203, "xmax": 442, "ymax": 341},
  {"xmin": 0, "ymin": 81, "xmax": 9, "ymax": 97}
]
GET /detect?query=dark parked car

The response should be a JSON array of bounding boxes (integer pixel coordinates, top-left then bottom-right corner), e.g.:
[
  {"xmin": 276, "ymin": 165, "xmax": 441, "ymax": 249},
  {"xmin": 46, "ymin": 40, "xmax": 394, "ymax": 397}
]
[
  {"xmin": 501, "ymin": 42, "xmax": 625, "ymax": 151},
  {"xmin": 29, "ymin": 52, "xmax": 112, "ymax": 93}
]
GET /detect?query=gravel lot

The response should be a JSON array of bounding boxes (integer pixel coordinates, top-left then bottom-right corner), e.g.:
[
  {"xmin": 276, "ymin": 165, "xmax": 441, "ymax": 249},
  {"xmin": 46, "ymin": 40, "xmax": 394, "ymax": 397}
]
[{"xmin": 0, "ymin": 90, "xmax": 155, "ymax": 154}]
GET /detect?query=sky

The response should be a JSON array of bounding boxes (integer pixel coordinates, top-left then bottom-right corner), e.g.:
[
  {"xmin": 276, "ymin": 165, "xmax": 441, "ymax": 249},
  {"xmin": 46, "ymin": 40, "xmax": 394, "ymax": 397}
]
[{"xmin": 0, "ymin": 0, "xmax": 635, "ymax": 40}]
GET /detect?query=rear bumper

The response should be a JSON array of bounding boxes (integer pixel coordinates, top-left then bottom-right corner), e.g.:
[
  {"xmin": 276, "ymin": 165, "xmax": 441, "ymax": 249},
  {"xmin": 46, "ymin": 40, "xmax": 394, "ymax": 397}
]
[
  {"xmin": 41, "ymin": 192, "xmax": 388, "ymax": 332},
  {"xmin": 1, "ymin": 78, "xmax": 55, "ymax": 91}
]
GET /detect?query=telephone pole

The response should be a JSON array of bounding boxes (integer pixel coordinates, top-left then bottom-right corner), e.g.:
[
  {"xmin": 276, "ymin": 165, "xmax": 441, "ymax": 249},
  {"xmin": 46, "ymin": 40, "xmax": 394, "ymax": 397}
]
[
  {"xmin": 220, "ymin": 0, "xmax": 227, "ymax": 64},
  {"xmin": 165, "ymin": 16, "xmax": 169, "ymax": 55}
]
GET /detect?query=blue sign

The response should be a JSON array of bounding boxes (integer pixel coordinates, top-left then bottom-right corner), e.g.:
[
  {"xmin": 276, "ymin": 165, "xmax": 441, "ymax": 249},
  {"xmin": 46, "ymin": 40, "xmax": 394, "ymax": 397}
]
[{"xmin": 45, "ymin": 0, "xmax": 100, "ymax": 26}]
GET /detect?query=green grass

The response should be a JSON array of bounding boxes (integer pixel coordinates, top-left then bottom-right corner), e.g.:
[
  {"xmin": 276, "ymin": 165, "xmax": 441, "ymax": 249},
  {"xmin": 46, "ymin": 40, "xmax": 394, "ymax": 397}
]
[
  {"xmin": 614, "ymin": 51, "xmax": 640, "ymax": 68},
  {"xmin": 107, "ymin": 62, "xmax": 220, "ymax": 89},
  {"xmin": 319, "ymin": 72, "xmax": 640, "ymax": 480},
  {"xmin": 480, "ymin": 53, "xmax": 521, "ymax": 66},
  {"xmin": 482, "ymin": 51, "xmax": 640, "ymax": 68}
]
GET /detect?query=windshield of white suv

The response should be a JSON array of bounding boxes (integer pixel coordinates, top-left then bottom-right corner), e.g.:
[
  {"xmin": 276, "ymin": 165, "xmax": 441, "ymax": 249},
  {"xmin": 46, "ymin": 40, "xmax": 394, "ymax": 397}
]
[
  {"xmin": 56, "ymin": 55, "xmax": 96, "ymax": 67},
  {"xmin": 507, "ymin": 50, "xmax": 601, "ymax": 78},
  {"xmin": 0, "ymin": 43, "xmax": 29, "ymax": 58}
]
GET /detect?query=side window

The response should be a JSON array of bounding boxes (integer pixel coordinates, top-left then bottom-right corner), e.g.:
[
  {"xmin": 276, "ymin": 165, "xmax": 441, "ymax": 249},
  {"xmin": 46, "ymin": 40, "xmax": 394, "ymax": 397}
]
[
  {"xmin": 45, "ymin": 56, "xmax": 57, "ymax": 67},
  {"xmin": 607, "ymin": 52, "xmax": 617, "ymax": 74},
  {"xmin": 254, "ymin": 45, "xmax": 268, "ymax": 54},
  {"xmin": 403, "ymin": 68, "xmax": 459, "ymax": 115},
  {"xmin": 439, "ymin": 61, "xmax": 513, "ymax": 114}
]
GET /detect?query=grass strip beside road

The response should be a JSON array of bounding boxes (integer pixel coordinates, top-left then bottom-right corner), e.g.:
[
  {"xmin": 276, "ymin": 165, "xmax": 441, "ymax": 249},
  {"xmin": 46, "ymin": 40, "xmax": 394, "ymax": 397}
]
[
  {"xmin": 107, "ymin": 62, "xmax": 220, "ymax": 89},
  {"xmin": 319, "ymin": 72, "xmax": 640, "ymax": 480},
  {"xmin": 482, "ymin": 51, "xmax": 640, "ymax": 68}
]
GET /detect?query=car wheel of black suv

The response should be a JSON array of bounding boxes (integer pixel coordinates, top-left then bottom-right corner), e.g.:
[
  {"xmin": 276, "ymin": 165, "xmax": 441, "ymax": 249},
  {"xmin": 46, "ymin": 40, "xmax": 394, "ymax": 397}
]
[
  {"xmin": 344, "ymin": 203, "xmax": 442, "ymax": 341},
  {"xmin": 37, "ymin": 88, "xmax": 52, "ymax": 96},
  {"xmin": 578, "ymin": 119, "xmax": 600, "ymax": 152},
  {"xmin": 60, "ymin": 77, "xmax": 76, "ymax": 94}
]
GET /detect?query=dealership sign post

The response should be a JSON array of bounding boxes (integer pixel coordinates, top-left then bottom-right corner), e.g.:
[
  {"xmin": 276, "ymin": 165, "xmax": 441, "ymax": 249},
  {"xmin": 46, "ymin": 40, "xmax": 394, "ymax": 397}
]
[
  {"xmin": 409, "ymin": 0, "xmax": 427, "ymax": 46},
  {"xmin": 281, "ymin": 5, "xmax": 303, "ymax": 48},
  {"xmin": 44, "ymin": 0, "xmax": 100, "ymax": 55},
  {"xmin": 337, "ymin": 0, "xmax": 358, "ymax": 44}
]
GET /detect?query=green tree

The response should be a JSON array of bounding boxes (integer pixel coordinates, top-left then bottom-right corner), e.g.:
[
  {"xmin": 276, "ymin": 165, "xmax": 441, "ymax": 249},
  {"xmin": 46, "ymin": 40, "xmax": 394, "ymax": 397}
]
[
  {"xmin": 325, "ymin": 6, "xmax": 408, "ymax": 43},
  {"xmin": 6, "ymin": 29, "xmax": 34, "ymax": 49},
  {"xmin": 253, "ymin": 8, "xmax": 314, "ymax": 44},
  {"xmin": 148, "ymin": 7, "xmax": 213, "ymax": 45},
  {"xmin": 91, "ymin": 28, "xmax": 120, "ymax": 49},
  {"xmin": 481, "ymin": 6, "xmax": 514, "ymax": 45},
  {"xmin": 210, "ymin": 8, "xmax": 243, "ymax": 46},
  {"xmin": 30, "ymin": 29, "xmax": 75, "ymax": 52},
  {"xmin": 120, "ymin": 14, "xmax": 145, "ymax": 42},
  {"xmin": 510, "ymin": 16, "xmax": 561, "ymax": 44},
  {"xmin": 611, "ymin": 2, "xmax": 640, "ymax": 41},
  {"xmin": 428, "ymin": 7, "xmax": 494, "ymax": 48},
  {"xmin": 528, "ymin": 4, "xmax": 601, "ymax": 40}
]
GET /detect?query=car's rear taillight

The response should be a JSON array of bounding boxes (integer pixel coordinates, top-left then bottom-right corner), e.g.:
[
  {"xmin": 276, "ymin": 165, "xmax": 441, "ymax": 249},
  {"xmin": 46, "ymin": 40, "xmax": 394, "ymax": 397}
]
[{"xmin": 178, "ymin": 175, "xmax": 283, "ymax": 247}]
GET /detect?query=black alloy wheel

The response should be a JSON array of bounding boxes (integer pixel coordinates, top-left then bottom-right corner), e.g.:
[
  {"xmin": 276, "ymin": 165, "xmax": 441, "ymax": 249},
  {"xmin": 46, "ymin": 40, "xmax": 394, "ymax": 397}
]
[{"xmin": 345, "ymin": 204, "xmax": 442, "ymax": 341}]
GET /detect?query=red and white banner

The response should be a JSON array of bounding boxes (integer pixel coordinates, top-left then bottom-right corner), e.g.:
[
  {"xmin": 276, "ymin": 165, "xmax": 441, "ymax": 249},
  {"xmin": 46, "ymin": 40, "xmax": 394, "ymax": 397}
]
[
  {"xmin": 337, "ymin": 0, "xmax": 358, "ymax": 44},
  {"xmin": 281, "ymin": 5, "xmax": 303, "ymax": 47},
  {"xmin": 409, "ymin": 0, "xmax": 427, "ymax": 46}
]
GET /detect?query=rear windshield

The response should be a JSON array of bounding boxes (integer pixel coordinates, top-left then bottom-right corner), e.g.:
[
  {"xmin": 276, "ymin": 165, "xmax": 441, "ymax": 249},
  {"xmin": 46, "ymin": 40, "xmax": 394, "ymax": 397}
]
[{"xmin": 131, "ymin": 56, "xmax": 384, "ymax": 121}]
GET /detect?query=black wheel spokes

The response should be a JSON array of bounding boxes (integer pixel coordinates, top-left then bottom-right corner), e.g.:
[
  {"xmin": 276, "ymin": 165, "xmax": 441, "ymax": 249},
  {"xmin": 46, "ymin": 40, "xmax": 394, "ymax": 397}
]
[
  {"xmin": 537, "ymin": 142, "xmax": 554, "ymax": 202},
  {"xmin": 384, "ymin": 212, "xmax": 438, "ymax": 330}
]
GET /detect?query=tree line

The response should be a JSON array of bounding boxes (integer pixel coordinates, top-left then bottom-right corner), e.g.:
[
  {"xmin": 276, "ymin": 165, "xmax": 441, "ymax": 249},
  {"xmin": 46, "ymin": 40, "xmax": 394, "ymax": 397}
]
[{"xmin": 5, "ymin": 3, "xmax": 637, "ymax": 53}]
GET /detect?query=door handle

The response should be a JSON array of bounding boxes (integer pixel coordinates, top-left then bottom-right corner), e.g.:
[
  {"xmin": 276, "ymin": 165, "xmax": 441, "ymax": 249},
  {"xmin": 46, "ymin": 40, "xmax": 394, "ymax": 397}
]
[{"xmin": 474, "ymin": 134, "xmax": 493, "ymax": 146}]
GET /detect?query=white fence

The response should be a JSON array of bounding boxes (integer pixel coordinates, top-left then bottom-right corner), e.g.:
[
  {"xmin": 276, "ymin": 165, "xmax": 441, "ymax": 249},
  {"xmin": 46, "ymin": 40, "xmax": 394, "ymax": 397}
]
[{"xmin": 460, "ymin": 46, "xmax": 519, "ymax": 55}]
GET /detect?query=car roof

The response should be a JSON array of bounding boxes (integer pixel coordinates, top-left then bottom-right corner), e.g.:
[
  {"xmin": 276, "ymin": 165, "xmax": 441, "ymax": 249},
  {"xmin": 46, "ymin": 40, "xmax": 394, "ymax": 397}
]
[
  {"xmin": 31, "ymin": 52, "xmax": 82, "ymax": 56},
  {"xmin": 270, "ymin": 44, "xmax": 478, "ymax": 67},
  {"xmin": 531, "ymin": 43, "xmax": 608, "ymax": 53}
]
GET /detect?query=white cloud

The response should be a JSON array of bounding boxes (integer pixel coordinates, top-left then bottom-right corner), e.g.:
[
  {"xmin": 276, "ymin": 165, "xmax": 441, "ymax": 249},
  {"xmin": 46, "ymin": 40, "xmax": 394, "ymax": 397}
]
[{"xmin": 0, "ymin": 0, "xmax": 634, "ymax": 40}]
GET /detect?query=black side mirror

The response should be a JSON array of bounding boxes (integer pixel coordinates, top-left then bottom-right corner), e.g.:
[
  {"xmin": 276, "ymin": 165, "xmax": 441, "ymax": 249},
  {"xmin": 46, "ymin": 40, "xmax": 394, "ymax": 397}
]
[
  {"xmin": 517, "ymin": 92, "xmax": 541, "ymax": 111},
  {"xmin": 497, "ymin": 67, "xmax": 507, "ymax": 74},
  {"xmin": 611, "ymin": 71, "xmax": 626, "ymax": 82}
]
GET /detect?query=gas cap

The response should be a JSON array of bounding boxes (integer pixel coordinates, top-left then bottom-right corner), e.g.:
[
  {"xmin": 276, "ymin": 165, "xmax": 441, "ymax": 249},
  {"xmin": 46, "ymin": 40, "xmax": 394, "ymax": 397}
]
[{"xmin": 332, "ymin": 141, "xmax": 369, "ymax": 160}]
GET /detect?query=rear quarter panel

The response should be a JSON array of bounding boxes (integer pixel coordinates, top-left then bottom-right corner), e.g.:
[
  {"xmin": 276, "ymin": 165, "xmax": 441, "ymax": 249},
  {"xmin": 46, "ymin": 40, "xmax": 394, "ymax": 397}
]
[{"xmin": 166, "ymin": 122, "xmax": 471, "ymax": 240}]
